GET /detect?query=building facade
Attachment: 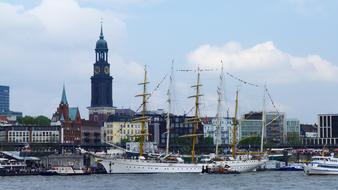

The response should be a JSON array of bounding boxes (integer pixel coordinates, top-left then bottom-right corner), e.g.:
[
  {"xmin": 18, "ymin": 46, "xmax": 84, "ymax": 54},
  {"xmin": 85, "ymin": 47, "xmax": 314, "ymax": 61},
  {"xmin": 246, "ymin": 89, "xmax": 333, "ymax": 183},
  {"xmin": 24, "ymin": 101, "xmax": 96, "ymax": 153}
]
[
  {"xmin": 0, "ymin": 125, "xmax": 61, "ymax": 144},
  {"xmin": 103, "ymin": 115, "xmax": 144, "ymax": 144},
  {"xmin": 265, "ymin": 112, "xmax": 286, "ymax": 145},
  {"xmin": 51, "ymin": 85, "xmax": 82, "ymax": 145},
  {"xmin": 316, "ymin": 114, "xmax": 338, "ymax": 145},
  {"xmin": 300, "ymin": 124, "xmax": 317, "ymax": 138},
  {"xmin": 103, "ymin": 109, "xmax": 205, "ymax": 150},
  {"xmin": 88, "ymin": 25, "xmax": 115, "ymax": 125},
  {"xmin": 0, "ymin": 85, "xmax": 22, "ymax": 119},
  {"xmin": 0, "ymin": 85, "xmax": 9, "ymax": 113},
  {"xmin": 239, "ymin": 112, "xmax": 262, "ymax": 140},
  {"xmin": 144, "ymin": 110, "xmax": 204, "ymax": 149},
  {"xmin": 81, "ymin": 120, "xmax": 101, "ymax": 145},
  {"xmin": 203, "ymin": 117, "xmax": 234, "ymax": 145},
  {"xmin": 286, "ymin": 118, "xmax": 300, "ymax": 144},
  {"xmin": 240, "ymin": 119, "xmax": 262, "ymax": 140}
]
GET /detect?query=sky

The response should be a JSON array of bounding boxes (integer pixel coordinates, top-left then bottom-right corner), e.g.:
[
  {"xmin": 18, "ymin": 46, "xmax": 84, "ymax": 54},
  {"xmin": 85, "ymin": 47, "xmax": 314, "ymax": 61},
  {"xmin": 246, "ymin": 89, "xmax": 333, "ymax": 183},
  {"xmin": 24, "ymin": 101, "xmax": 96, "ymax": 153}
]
[{"xmin": 1, "ymin": 0, "xmax": 338, "ymax": 124}]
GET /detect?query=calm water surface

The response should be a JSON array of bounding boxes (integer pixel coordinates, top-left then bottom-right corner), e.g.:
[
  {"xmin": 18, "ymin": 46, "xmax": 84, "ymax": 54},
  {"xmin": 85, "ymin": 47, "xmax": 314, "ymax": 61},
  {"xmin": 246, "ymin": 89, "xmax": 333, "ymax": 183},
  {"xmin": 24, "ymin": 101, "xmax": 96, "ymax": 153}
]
[{"xmin": 0, "ymin": 171, "xmax": 337, "ymax": 190}]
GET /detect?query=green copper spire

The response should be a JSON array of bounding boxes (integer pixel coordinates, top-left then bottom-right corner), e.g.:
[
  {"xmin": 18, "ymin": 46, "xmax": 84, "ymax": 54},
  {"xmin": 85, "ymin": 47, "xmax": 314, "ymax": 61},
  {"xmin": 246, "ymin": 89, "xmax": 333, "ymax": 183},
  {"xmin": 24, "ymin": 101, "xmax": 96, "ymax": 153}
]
[
  {"xmin": 61, "ymin": 84, "xmax": 68, "ymax": 105},
  {"xmin": 100, "ymin": 20, "xmax": 104, "ymax": 39}
]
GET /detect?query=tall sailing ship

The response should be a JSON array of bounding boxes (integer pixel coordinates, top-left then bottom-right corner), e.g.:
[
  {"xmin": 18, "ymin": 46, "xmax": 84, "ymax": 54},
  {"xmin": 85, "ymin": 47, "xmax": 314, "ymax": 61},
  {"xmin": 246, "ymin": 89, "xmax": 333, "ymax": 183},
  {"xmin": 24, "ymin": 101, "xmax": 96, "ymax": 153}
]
[
  {"xmin": 99, "ymin": 64, "xmax": 266, "ymax": 173},
  {"xmin": 99, "ymin": 66, "xmax": 204, "ymax": 174},
  {"xmin": 207, "ymin": 64, "xmax": 267, "ymax": 173}
]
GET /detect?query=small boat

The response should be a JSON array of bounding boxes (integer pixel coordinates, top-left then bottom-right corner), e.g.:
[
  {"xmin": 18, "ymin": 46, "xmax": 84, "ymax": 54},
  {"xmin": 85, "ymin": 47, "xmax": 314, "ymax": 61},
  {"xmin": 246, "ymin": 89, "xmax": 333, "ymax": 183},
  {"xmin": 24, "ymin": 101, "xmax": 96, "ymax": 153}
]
[
  {"xmin": 304, "ymin": 156, "xmax": 338, "ymax": 175},
  {"xmin": 202, "ymin": 164, "xmax": 240, "ymax": 174},
  {"xmin": 278, "ymin": 163, "xmax": 303, "ymax": 171},
  {"xmin": 40, "ymin": 166, "xmax": 91, "ymax": 176}
]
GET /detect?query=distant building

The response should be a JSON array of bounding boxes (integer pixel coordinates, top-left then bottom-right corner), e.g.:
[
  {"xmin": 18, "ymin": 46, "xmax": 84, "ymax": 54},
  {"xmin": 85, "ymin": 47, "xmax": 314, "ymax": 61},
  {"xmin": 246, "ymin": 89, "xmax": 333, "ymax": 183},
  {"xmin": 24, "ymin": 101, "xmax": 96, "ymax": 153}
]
[
  {"xmin": 51, "ymin": 85, "xmax": 82, "ymax": 145},
  {"xmin": 0, "ymin": 125, "xmax": 61, "ymax": 144},
  {"xmin": 239, "ymin": 111, "xmax": 262, "ymax": 140},
  {"xmin": 103, "ymin": 114, "xmax": 144, "ymax": 144},
  {"xmin": 0, "ymin": 116, "xmax": 9, "ymax": 125},
  {"xmin": 240, "ymin": 119, "xmax": 262, "ymax": 140},
  {"xmin": 286, "ymin": 119, "xmax": 300, "ymax": 144},
  {"xmin": 244, "ymin": 112, "xmax": 263, "ymax": 120},
  {"xmin": 0, "ymin": 85, "xmax": 22, "ymax": 120},
  {"xmin": 265, "ymin": 112, "xmax": 286, "ymax": 144},
  {"xmin": 316, "ymin": 114, "xmax": 338, "ymax": 144},
  {"xmin": 0, "ymin": 85, "xmax": 9, "ymax": 113},
  {"xmin": 239, "ymin": 111, "xmax": 290, "ymax": 144},
  {"xmin": 203, "ymin": 117, "xmax": 234, "ymax": 145},
  {"xmin": 142, "ymin": 110, "xmax": 204, "ymax": 149},
  {"xmin": 6, "ymin": 126, "xmax": 29, "ymax": 143},
  {"xmin": 300, "ymin": 123, "xmax": 317, "ymax": 138},
  {"xmin": 103, "ymin": 109, "xmax": 205, "ymax": 150},
  {"xmin": 81, "ymin": 119, "xmax": 101, "ymax": 145},
  {"xmin": 144, "ymin": 110, "xmax": 165, "ymax": 146},
  {"xmin": 114, "ymin": 108, "xmax": 135, "ymax": 117},
  {"xmin": 88, "ymin": 24, "xmax": 115, "ymax": 126}
]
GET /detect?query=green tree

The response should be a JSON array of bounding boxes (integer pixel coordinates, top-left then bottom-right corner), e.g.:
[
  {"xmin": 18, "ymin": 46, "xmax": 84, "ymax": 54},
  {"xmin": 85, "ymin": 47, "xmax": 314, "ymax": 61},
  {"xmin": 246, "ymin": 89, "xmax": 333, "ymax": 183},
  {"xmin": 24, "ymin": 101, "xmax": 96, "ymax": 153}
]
[
  {"xmin": 18, "ymin": 115, "xmax": 51, "ymax": 125},
  {"xmin": 287, "ymin": 132, "xmax": 300, "ymax": 145},
  {"xmin": 35, "ymin": 115, "xmax": 51, "ymax": 125},
  {"xmin": 172, "ymin": 137, "xmax": 192, "ymax": 154},
  {"xmin": 239, "ymin": 136, "xmax": 261, "ymax": 146},
  {"xmin": 19, "ymin": 116, "xmax": 35, "ymax": 125}
]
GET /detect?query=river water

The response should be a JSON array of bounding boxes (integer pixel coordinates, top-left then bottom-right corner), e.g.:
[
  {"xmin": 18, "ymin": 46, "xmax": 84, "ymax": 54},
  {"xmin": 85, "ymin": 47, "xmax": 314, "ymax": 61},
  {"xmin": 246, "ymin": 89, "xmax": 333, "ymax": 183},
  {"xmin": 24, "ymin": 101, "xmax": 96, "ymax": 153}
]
[{"xmin": 0, "ymin": 171, "xmax": 337, "ymax": 190}]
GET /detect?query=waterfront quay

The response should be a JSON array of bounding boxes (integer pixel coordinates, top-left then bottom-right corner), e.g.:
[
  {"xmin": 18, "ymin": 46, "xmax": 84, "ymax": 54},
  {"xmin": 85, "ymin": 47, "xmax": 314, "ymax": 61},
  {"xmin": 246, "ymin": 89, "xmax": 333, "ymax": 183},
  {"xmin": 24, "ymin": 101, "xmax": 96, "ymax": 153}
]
[{"xmin": 0, "ymin": 145, "xmax": 335, "ymax": 176}]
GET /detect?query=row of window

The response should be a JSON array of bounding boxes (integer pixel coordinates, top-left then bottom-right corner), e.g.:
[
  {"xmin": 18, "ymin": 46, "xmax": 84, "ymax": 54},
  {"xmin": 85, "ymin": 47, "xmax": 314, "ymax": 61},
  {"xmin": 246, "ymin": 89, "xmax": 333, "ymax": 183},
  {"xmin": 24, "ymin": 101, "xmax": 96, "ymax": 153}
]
[
  {"xmin": 8, "ymin": 137, "xmax": 29, "ymax": 143},
  {"xmin": 8, "ymin": 131, "xmax": 29, "ymax": 136},
  {"xmin": 8, "ymin": 137, "xmax": 59, "ymax": 143},
  {"xmin": 32, "ymin": 131, "xmax": 59, "ymax": 136}
]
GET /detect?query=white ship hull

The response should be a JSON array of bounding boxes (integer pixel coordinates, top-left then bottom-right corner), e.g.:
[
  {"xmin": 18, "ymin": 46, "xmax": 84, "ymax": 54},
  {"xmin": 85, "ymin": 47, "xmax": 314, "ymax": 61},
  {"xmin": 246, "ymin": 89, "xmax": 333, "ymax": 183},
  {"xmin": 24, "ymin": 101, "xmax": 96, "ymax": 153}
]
[
  {"xmin": 304, "ymin": 165, "xmax": 338, "ymax": 175},
  {"xmin": 303, "ymin": 156, "xmax": 338, "ymax": 175},
  {"xmin": 100, "ymin": 158, "xmax": 266, "ymax": 174},
  {"xmin": 100, "ymin": 158, "xmax": 202, "ymax": 174}
]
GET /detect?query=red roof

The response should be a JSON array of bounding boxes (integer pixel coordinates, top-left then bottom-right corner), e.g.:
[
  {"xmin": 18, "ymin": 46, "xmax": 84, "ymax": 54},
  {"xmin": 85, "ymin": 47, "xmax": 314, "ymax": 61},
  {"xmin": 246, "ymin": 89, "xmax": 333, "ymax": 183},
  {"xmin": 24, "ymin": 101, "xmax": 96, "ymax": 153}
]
[{"xmin": 0, "ymin": 116, "xmax": 8, "ymax": 122}]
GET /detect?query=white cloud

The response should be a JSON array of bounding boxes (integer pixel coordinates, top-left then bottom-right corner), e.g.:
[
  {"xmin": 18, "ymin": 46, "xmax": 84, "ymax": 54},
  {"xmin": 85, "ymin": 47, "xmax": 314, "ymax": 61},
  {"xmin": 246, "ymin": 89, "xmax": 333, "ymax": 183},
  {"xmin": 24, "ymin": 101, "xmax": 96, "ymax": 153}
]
[
  {"xmin": 187, "ymin": 41, "xmax": 338, "ymax": 84},
  {"xmin": 0, "ymin": 0, "xmax": 144, "ymax": 117}
]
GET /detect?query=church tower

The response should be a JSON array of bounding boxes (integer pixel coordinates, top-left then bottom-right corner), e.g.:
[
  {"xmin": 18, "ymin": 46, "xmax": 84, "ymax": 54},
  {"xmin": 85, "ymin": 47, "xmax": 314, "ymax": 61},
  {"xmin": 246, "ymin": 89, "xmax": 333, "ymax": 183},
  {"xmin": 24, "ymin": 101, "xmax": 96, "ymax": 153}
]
[{"xmin": 88, "ymin": 24, "xmax": 115, "ymax": 125}]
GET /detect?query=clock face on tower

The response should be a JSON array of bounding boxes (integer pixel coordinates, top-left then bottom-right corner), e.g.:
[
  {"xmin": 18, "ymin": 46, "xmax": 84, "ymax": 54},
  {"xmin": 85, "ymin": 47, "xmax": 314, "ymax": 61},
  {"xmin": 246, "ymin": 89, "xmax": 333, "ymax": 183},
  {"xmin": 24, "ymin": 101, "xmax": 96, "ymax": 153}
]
[
  {"xmin": 104, "ymin": 66, "xmax": 109, "ymax": 74},
  {"xmin": 94, "ymin": 66, "xmax": 100, "ymax": 74}
]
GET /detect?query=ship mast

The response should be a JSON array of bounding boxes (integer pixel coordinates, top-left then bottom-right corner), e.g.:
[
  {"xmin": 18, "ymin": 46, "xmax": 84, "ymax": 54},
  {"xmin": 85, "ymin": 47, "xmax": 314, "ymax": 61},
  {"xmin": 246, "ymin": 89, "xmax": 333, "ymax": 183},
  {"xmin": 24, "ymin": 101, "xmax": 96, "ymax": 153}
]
[
  {"xmin": 135, "ymin": 66, "xmax": 150, "ymax": 157},
  {"xmin": 215, "ymin": 64, "xmax": 224, "ymax": 156},
  {"xmin": 188, "ymin": 68, "xmax": 203, "ymax": 163},
  {"xmin": 165, "ymin": 61, "xmax": 174, "ymax": 155},
  {"xmin": 215, "ymin": 90, "xmax": 221, "ymax": 156},
  {"xmin": 260, "ymin": 84, "xmax": 266, "ymax": 153},
  {"xmin": 231, "ymin": 90, "xmax": 239, "ymax": 159}
]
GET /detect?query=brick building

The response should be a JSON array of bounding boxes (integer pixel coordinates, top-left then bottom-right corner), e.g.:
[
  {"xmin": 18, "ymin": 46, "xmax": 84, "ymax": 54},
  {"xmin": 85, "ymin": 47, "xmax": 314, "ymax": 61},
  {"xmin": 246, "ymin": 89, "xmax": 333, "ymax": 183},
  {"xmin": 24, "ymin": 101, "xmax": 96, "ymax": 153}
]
[
  {"xmin": 81, "ymin": 119, "xmax": 101, "ymax": 145},
  {"xmin": 51, "ymin": 85, "xmax": 82, "ymax": 145}
]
